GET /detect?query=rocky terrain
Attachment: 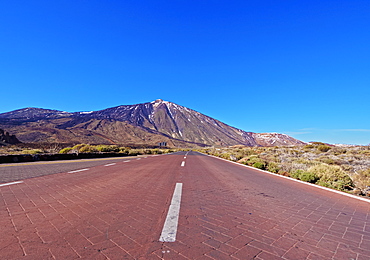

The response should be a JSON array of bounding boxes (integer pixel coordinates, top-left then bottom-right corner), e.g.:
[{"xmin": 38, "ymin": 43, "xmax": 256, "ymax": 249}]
[
  {"xmin": 0, "ymin": 99, "xmax": 305, "ymax": 147},
  {"xmin": 0, "ymin": 129, "xmax": 21, "ymax": 146}
]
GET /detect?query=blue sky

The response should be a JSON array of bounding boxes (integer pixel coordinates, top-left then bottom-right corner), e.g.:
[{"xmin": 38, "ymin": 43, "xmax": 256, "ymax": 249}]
[{"xmin": 1, "ymin": 1, "xmax": 369, "ymax": 145}]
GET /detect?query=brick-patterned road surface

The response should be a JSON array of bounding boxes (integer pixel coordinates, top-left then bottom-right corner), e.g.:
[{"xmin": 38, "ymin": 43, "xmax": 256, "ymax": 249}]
[{"xmin": 0, "ymin": 151, "xmax": 369, "ymax": 259}]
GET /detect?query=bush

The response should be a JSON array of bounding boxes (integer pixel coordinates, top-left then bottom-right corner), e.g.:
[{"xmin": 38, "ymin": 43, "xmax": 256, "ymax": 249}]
[
  {"xmin": 72, "ymin": 144, "xmax": 86, "ymax": 151},
  {"xmin": 354, "ymin": 168, "xmax": 370, "ymax": 193},
  {"xmin": 78, "ymin": 145, "xmax": 97, "ymax": 153},
  {"xmin": 267, "ymin": 162, "xmax": 280, "ymax": 173},
  {"xmin": 319, "ymin": 157, "xmax": 335, "ymax": 165},
  {"xmin": 317, "ymin": 145, "xmax": 331, "ymax": 152},
  {"xmin": 22, "ymin": 149, "xmax": 43, "ymax": 154},
  {"xmin": 151, "ymin": 149, "xmax": 162, "ymax": 154},
  {"xmin": 253, "ymin": 162, "xmax": 266, "ymax": 170},
  {"xmin": 308, "ymin": 164, "xmax": 353, "ymax": 191},
  {"xmin": 96, "ymin": 145, "xmax": 120, "ymax": 152},
  {"xmin": 291, "ymin": 170, "xmax": 318, "ymax": 183},
  {"xmin": 300, "ymin": 172, "xmax": 319, "ymax": 183},
  {"xmin": 59, "ymin": 147, "xmax": 73, "ymax": 154},
  {"xmin": 128, "ymin": 149, "xmax": 140, "ymax": 156}
]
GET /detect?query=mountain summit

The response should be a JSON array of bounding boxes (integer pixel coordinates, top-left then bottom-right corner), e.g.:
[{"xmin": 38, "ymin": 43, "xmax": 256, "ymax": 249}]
[{"xmin": 0, "ymin": 100, "xmax": 305, "ymax": 147}]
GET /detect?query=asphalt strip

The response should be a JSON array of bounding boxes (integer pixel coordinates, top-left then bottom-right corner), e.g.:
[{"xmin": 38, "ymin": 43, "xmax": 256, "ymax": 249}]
[{"xmin": 159, "ymin": 183, "xmax": 183, "ymax": 242}]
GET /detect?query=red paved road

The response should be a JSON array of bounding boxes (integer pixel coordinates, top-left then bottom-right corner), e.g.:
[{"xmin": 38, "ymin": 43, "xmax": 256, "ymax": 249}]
[{"xmin": 0, "ymin": 151, "xmax": 369, "ymax": 259}]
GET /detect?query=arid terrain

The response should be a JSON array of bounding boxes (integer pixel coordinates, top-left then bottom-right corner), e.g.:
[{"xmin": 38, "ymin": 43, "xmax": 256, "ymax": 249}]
[{"xmin": 196, "ymin": 143, "xmax": 370, "ymax": 197}]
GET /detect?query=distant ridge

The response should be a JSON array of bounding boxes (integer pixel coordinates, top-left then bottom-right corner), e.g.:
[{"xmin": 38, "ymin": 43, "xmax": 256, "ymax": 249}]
[{"xmin": 0, "ymin": 99, "xmax": 306, "ymax": 147}]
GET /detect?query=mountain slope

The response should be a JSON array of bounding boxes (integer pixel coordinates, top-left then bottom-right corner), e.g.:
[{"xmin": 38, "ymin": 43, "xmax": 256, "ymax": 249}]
[{"xmin": 0, "ymin": 100, "xmax": 305, "ymax": 147}]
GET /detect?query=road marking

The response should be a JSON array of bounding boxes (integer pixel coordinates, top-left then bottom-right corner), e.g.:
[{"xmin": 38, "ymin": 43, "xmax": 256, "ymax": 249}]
[
  {"xmin": 137, "ymin": 158, "xmax": 141, "ymax": 160},
  {"xmin": 159, "ymin": 183, "xmax": 183, "ymax": 242},
  {"xmin": 68, "ymin": 168, "xmax": 89, "ymax": 173},
  {"xmin": 104, "ymin": 163, "xmax": 116, "ymax": 167},
  {"xmin": 184, "ymin": 156, "xmax": 187, "ymax": 159},
  {"xmin": 0, "ymin": 181, "xmax": 24, "ymax": 187},
  {"xmin": 181, "ymin": 161, "xmax": 185, "ymax": 167},
  {"xmin": 0, "ymin": 156, "xmax": 135, "ymax": 168},
  {"xmin": 123, "ymin": 160, "xmax": 130, "ymax": 163}
]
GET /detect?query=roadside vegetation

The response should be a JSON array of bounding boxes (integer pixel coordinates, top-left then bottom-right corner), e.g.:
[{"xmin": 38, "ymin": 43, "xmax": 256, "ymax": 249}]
[
  {"xmin": 58, "ymin": 144, "xmax": 176, "ymax": 156},
  {"xmin": 0, "ymin": 143, "xmax": 179, "ymax": 157},
  {"xmin": 2, "ymin": 142, "xmax": 369, "ymax": 197},
  {"xmin": 195, "ymin": 143, "xmax": 370, "ymax": 197}
]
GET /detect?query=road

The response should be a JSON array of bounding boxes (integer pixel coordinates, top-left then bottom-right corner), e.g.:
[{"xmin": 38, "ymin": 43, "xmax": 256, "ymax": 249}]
[{"xmin": 0, "ymin": 151, "xmax": 369, "ymax": 259}]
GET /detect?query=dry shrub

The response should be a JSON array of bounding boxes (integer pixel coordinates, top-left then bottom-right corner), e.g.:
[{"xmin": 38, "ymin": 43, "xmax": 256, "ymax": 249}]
[{"xmin": 353, "ymin": 169, "xmax": 370, "ymax": 194}]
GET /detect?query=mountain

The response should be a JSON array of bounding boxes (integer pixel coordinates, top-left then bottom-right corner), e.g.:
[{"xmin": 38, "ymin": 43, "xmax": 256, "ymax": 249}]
[{"xmin": 0, "ymin": 99, "xmax": 305, "ymax": 147}]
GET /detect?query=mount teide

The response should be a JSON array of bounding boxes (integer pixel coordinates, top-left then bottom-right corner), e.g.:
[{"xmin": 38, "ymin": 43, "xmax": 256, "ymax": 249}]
[{"xmin": 0, "ymin": 99, "xmax": 305, "ymax": 147}]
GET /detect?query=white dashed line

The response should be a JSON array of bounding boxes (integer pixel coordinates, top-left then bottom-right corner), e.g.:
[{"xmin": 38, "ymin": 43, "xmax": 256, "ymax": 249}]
[
  {"xmin": 181, "ymin": 161, "xmax": 185, "ymax": 167},
  {"xmin": 0, "ymin": 181, "xmax": 24, "ymax": 187},
  {"xmin": 68, "ymin": 169, "xmax": 89, "ymax": 173},
  {"xmin": 159, "ymin": 183, "xmax": 183, "ymax": 242},
  {"xmin": 123, "ymin": 160, "xmax": 130, "ymax": 163},
  {"xmin": 104, "ymin": 163, "xmax": 116, "ymax": 167}
]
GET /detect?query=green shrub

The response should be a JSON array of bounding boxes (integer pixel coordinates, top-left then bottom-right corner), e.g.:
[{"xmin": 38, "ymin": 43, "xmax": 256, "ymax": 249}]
[
  {"xmin": 290, "ymin": 170, "xmax": 301, "ymax": 180},
  {"xmin": 308, "ymin": 164, "xmax": 353, "ymax": 191},
  {"xmin": 96, "ymin": 145, "xmax": 120, "ymax": 152},
  {"xmin": 267, "ymin": 162, "xmax": 280, "ymax": 173},
  {"xmin": 291, "ymin": 170, "xmax": 318, "ymax": 183},
  {"xmin": 59, "ymin": 147, "xmax": 73, "ymax": 154},
  {"xmin": 253, "ymin": 162, "xmax": 266, "ymax": 170},
  {"xmin": 151, "ymin": 149, "xmax": 162, "ymax": 154},
  {"xmin": 119, "ymin": 147, "xmax": 129, "ymax": 154},
  {"xmin": 128, "ymin": 149, "xmax": 140, "ymax": 156},
  {"xmin": 78, "ymin": 145, "xmax": 97, "ymax": 153},
  {"xmin": 72, "ymin": 144, "xmax": 86, "ymax": 151},
  {"xmin": 299, "ymin": 172, "xmax": 319, "ymax": 183}
]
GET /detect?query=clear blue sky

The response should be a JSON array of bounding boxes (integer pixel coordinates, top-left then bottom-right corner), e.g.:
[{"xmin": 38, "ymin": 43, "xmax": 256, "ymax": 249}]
[{"xmin": 1, "ymin": 1, "xmax": 369, "ymax": 145}]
